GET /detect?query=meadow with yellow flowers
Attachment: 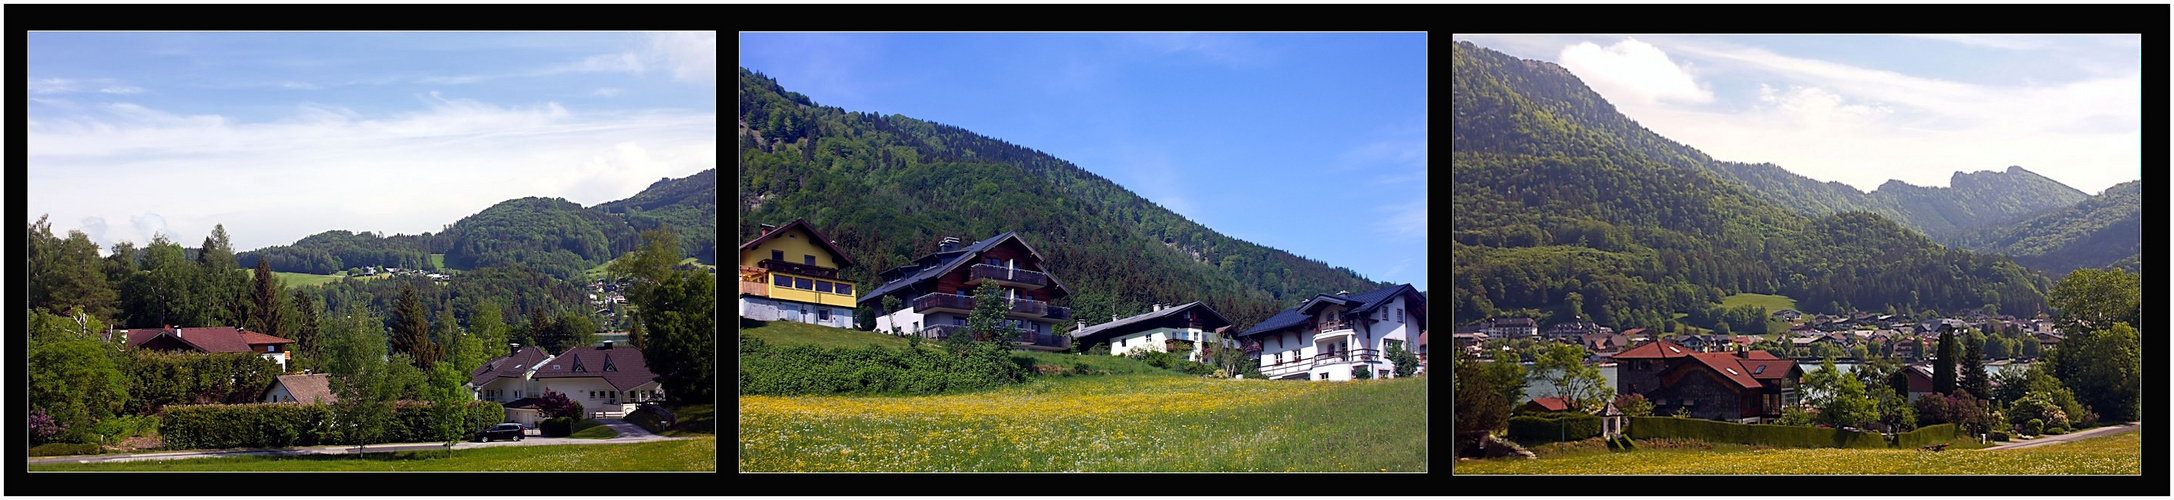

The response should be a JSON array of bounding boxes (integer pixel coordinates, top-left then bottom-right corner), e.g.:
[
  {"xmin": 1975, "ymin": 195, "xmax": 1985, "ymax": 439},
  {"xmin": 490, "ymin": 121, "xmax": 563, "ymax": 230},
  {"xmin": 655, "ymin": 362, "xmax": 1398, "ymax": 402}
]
[
  {"xmin": 1453, "ymin": 429, "xmax": 2139, "ymax": 475},
  {"xmin": 739, "ymin": 371, "xmax": 1427, "ymax": 472}
]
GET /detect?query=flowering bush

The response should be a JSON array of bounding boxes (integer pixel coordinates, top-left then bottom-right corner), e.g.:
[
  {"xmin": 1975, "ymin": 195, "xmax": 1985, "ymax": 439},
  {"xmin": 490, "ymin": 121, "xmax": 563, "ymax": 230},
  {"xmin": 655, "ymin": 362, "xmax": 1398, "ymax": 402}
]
[{"xmin": 29, "ymin": 409, "xmax": 67, "ymax": 445}]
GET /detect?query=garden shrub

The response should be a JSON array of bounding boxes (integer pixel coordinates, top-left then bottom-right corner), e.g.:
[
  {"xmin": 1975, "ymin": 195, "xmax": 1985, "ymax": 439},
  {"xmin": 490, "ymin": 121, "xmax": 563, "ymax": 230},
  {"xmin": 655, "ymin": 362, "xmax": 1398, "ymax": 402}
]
[
  {"xmin": 122, "ymin": 350, "xmax": 282, "ymax": 415},
  {"xmin": 160, "ymin": 403, "xmax": 336, "ymax": 450},
  {"xmin": 1507, "ymin": 413, "xmax": 1604, "ymax": 444},
  {"xmin": 1627, "ymin": 416, "xmax": 1888, "ymax": 449},
  {"xmin": 539, "ymin": 416, "xmax": 576, "ymax": 437},
  {"xmin": 28, "ymin": 442, "xmax": 101, "ymax": 457},
  {"xmin": 739, "ymin": 335, "xmax": 1026, "ymax": 396},
  {"xmin": 1989, "ymin": 430, "xmax": 2010, "ymax": 442},
  {"xmin": 2022, "ymin": 418, "xmax": 2044, "ymax": 436},
  {"xmin": 1892, "ymin": 423, "xmax": 1957, "ymax": 449}
]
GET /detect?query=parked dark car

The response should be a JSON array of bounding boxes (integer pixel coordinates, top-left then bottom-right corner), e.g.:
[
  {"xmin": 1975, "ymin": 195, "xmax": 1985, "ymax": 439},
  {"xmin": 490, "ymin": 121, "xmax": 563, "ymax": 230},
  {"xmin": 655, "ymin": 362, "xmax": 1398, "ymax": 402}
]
[{"xmin": 476, "ymin": 423, "xmax": 524, "ymax": 442}]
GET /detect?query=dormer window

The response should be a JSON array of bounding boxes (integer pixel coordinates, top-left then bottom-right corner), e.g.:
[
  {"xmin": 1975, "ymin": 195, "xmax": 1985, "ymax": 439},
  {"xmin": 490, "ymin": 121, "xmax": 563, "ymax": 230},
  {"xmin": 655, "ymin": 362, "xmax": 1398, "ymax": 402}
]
[
  {"xmin": 571, "ymin": 356, "xmax": 587, "ymax": 373},
  {"xmin": 603, "ymin": 354, "xmax": 617, "ymax": 372}
]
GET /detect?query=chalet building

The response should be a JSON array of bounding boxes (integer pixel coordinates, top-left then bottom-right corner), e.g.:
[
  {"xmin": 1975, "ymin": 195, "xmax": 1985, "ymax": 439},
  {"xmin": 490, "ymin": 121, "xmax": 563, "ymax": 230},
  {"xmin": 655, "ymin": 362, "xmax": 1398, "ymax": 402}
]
[
  {"xmin": 106, "ymin": 326, "xmax": 297, "ymax": 371},
  {"xmin": 1543, "ymin": 320, "xmax": 1612, "ymax": 339},
  {"xmin": 1070, "ymin": 302, "xmax": 1234, "ymax": 363},
  {"xmin": 1613, "ymin": 339, "xmax": 1802, "ymax": 423},
  {"xmin": 859, "ymin": 232, "xmax": 1075, "ymax": 352},
  {"xmin": 738, "ymin": 219, "xmax": 859, "ymax": 329},
  {"xmin": 1481, "ymin": 317, "xmax": 1538, "ymax": 339},
  {"xmin": 469, "ymin": 345, "xmax": 555, "ymax": 404},
  {"xmin": 1235, "ymin": 283, "xmax": 1427, "ymax": 381},
  {"xmin": 531, "ymin": 342, "xmax": 664, "ymax": 418},
  {"xmin": 1772, "ymin": 309, "xmax": 1804, "ymax": 321},
  {"xmin": 262, "ymin": 374, "xmax": 336, "ymax": 404}
]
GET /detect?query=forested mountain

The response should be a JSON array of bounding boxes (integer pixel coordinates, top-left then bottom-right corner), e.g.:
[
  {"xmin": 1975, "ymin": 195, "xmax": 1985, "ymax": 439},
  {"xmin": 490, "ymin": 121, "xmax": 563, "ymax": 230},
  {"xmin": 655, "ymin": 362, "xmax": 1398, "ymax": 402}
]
[
  {"xmin": 1450, "ymin": 41, "xmax": 2051, "ymax": 329},
  {"xmin": 238, "ymin": 169, "xmax": 718, "ymax": 279},
  {"xmin": 1708, "ymin": 162, "xmax": 2088, "ymax": 243},
  {"xmin": 737, "ymin": 67, "xmax": 1391, "ymax": 332},
  {"xmin": 1958, "ymin": 180, "xmax": 2141, "ymax": 276}
]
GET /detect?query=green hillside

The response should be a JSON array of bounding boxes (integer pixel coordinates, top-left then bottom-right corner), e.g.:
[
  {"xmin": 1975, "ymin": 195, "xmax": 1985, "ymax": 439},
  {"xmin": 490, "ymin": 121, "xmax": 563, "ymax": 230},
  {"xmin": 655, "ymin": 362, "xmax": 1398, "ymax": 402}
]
[
  {"xmin": 737, "ymin": 68, "xmax": 1391, "ymax": 331},
  {"xmin": 1449, "ymin": 40, "xmax": 2050, "ymax": 329},
  {"xmin": 1958, "ymin": 180, "xmax": 2142, "ymax": 276}
]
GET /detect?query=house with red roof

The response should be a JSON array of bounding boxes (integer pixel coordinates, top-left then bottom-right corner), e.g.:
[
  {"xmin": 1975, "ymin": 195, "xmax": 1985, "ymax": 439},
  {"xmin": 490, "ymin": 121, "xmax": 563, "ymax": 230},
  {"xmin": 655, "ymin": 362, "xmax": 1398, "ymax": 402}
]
[
  {"xmin": 106, "ymin": 326, "xmax": 297, "ymax": 371},
  {"xmin": 1520, "ymin": 396, "xmax": 1578, "ymax": 414},
  {"xmin": 531, "ymin": 341, "xmax": 664, "ymax": 418},
  {"xmin": 1613, "ymin": 339, "xmax": 1803, "ymax": 423}
]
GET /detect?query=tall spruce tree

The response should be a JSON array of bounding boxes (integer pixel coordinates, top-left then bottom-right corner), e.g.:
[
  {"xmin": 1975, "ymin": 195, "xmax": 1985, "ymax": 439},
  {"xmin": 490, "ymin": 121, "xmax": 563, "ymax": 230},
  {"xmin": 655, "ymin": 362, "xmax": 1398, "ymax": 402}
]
[
  {"xmin": 389, "ymin": 283, "xmax": 439, "ymax": 370},
  {"xmin": 1959, "ymin": 329, "xmax": 1989, "ymax": 400},
  {"xmin": 198, "ymin": 224, "xmax": 246, "ymax": 327},
  {"xmin": 1933, "ymin": 329, "xmax": 1958, "ymax": 395},
  {"xmin": 247, "ymin": 257, "xmax": 286, "ymax": 337}
]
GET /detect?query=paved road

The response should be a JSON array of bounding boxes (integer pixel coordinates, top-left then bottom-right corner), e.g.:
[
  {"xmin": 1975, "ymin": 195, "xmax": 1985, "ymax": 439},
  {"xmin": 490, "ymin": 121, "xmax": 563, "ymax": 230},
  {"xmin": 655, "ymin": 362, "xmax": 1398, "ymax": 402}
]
[
  {"xmin": 1979, "ymin": 422, "xmax": 2139, "ymax": 451},
  {"xmin": 30, "ymin": 418, "xmax": 674, "ymax": 465}
]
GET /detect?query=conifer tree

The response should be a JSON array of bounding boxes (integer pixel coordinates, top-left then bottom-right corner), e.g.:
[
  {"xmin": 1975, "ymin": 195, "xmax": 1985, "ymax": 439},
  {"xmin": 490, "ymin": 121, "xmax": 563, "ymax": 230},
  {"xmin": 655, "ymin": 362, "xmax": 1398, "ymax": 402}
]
[{"xmin": 247, "ymin": 257, "xmax": 286, "ymax": 337}]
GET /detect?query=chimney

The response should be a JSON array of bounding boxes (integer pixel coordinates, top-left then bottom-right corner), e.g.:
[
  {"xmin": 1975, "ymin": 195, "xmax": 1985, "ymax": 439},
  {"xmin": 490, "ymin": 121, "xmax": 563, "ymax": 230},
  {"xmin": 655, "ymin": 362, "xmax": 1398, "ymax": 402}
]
[
  {"xmin": 939, "ymin": 236, "xmax": 960, "ymax": 252},
  {"xmin": 1112, "ymin": 314, "xmax": 1120, "ymax": 323},
  {"xmin": 759, "ymin": 223, "xmax": 777, "ymax": 235},
  {"xmin": 1337, "ymin": 290, "xmax": 1350, "ymax": 296},
  {"xmin": 1153, "ymin": 304, "xmax": 1162, "ymax": 312},
  {"xmin": 510, "ymin": 342, "xmax": 521, "ymax": 356},
  {"xmin": 1077, "ymin": 320, "xmax": 1086, "ymax": 331},
  {"xmin": 603, "ymin": 341, "xmax": 614, "ymax": 350}
]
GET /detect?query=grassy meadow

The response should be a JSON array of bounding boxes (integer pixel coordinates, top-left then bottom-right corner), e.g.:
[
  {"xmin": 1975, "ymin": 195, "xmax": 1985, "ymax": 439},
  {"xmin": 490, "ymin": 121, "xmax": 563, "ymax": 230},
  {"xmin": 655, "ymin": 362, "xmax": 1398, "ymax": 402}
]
[
  {"xmin": 739, "ymin": 373, "xmax": 1427, "ymax": 472},
  {"xmin": 1454, "ymin": 429, "xmax": 2139, "ymax": 475},
  {"xmin": 29, "ymin": 436, "xmax": 716, "ymax": 471}
]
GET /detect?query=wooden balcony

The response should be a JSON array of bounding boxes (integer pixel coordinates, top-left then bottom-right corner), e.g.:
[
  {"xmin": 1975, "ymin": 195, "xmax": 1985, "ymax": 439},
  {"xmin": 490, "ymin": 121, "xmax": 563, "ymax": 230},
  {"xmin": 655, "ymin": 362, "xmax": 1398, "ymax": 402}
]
[
  {"xmin": 967, "ymin": 264, "xmax": 1049, "ymax": 288},
  {"xmin": 909, "ymin": 292, "xmax": 1070, "ymax": 320},
  {"xmin": 738, "ymin": 280, "xmax": 769, "ymax": 297},
  {"xmin": 759, "ymin": 259, "xmax": 839, "ymax": 279}
]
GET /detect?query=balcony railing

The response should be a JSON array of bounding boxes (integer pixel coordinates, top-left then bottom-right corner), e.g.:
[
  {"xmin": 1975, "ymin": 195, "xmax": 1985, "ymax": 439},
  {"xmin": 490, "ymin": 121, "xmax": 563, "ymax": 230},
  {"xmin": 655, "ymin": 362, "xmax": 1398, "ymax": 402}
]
[
  {"xmin": 967, "ymin": 264, "xmax": 1050, "ymax": 288},
  {"xmin": 759, "ymin": 259, "xmax": 839, "ymax": 279},
  {"xmin": 738, "ymin": 280, "xmax": 769, "ymax": 297},
  {"xmin": 1256, "ymin": 348, "xmax": 1386, "ymax": 379},
  {"xmin": 909, "ymin": 292, "xmax": 1070, "ymax": 320},
  {"xmin": 918, "ymin": 324, "xmax": 1071, "ymax": 350},
  {"xmin": 1317, "ymin": 319, "xmax": 1354, "ymax": 333}
]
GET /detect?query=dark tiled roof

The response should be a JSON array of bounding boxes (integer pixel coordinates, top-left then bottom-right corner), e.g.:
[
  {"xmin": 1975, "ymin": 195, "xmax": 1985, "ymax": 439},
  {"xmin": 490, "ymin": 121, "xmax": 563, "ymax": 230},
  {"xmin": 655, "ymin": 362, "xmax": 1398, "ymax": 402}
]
[
  {"xmin": 1612, "ymin": 339, "xmax": 1695, "ymax": 359},
  {"xmin": 469, "ymin": 346, "xmax": 553, "ymax": 387},
  {"xmin": 738, "ymin": 218, "xmax": 856, "ymax": 267},
  {"xmin": 532, "ymin": 345, "xmax": 659, "ymax": 392},
  {"xmin": 1525, "ymin": 396, "xmax": 1575, "ymax": 412},
  {"xmin": 268, "ymin": 374, "xmax": 338, "ymax": 404},
  {"xmin": 1237, "ymin": 283, "xmax": 1421, "ymax": 337},
  {"xmin": 115, "ymin": 327, "xmax": 293, "ymax": 353},
  {"xmin": 1069, "ymin": 302, "xmax": 1233, "ymax": 344},
  {"xmin": 856, "ymin": 232, "xmax": 1069, "ymax": 306},
  {"xmin": 1676, "ymin": 352, "xmax": 1762, "ymax": 389}
]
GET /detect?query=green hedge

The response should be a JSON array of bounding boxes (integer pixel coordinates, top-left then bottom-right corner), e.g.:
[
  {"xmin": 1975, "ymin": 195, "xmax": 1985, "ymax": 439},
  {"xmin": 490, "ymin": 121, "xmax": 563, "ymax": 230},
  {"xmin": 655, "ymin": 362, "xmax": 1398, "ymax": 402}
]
[
  {"xmin": 1507, "ymin": 413, "xmax": 1604, "ymax": 444},
  {"xmin": 540, "ymin": 416, "xmax": 575, "ymax": 437},
  {"xmin": 28, "ymin": 442, "xmax": 101, "ymax": 457},
  {"xmin": 1628, "ymin": 416, "xmax": 1888, "ymax": 449},
  {"xmin": 739, "ymin": 335, "xmax": 1026, "ymax": 396},
  {"xmin": 161, "ymin": 403, "xmax": 336, "ymax": 450},
  {"xmin": 122, "ymin": 350, "xmax": 283, "ymax": 415},
  {"xmin": 1893, "ymin": 423, "xmax": 1958, "ymax": 449}
]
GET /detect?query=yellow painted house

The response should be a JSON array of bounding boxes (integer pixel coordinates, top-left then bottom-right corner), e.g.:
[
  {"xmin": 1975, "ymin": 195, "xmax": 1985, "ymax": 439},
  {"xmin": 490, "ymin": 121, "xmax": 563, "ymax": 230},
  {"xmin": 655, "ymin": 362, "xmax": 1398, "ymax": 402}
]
[{"xmin": 738, "ymin": 219, "xmax": 859, "ymax": 328}]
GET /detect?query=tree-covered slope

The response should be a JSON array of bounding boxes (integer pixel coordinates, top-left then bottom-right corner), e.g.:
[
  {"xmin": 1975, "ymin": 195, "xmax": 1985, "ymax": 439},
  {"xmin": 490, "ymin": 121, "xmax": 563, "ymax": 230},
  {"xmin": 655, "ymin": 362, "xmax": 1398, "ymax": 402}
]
[
  {"xmin": 594, "ymin": 169, "xmax": 718, "ymax": 265},
  {"xmin": 737, "ymin": 67, "xmax": 1389, "ymax": 331},
  {"xmin": 1450, "ymin": 40, "xmax": 2050, "ymax": 328},
  {"xmin": 1958, "ymin": 180, "xmax": 2141, "ymax": 276},
  {"xmin": 1865, "ymin": 167, "xmax": 2088, "ymax": 243},
  {"xmin": 437, "ymin": 197, "xmax": 640, "ymax": 279}
]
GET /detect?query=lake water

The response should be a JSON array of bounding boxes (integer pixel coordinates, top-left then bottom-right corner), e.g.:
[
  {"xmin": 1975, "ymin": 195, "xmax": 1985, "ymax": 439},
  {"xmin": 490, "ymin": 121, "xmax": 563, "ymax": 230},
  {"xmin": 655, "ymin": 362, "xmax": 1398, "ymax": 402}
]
[{"xmin": 1519, "ymin": 362, "xmax": 2031, "ymax": 401}]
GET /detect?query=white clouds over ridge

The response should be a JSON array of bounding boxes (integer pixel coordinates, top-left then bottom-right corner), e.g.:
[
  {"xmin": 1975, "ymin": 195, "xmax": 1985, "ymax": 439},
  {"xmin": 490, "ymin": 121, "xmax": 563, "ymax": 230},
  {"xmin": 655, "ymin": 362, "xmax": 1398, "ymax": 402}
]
[{"xmin": 1558, "ymin": 38, "xmax": 1714, "ymax": 105}]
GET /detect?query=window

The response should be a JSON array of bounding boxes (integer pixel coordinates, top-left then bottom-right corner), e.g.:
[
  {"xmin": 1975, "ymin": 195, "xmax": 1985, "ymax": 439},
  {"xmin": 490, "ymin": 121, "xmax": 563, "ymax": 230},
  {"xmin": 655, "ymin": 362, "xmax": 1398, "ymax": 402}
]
[
  {"xmin": 1379, "ymin": 369, "xmax": 1391, "ymax": 379},
  {"xmin": 774, "ymin": 275, "xmax": 789, "ymax": 287},
  {"xmin": 805, "ymin": 255, "xmax": 817, "ymax": 265},
  {"xmin": 985, "ymin": 257, "xmax": 1001, "ymax": 266},
  {"xmin": 836, "ymin": 284, "xmax": 852, "ymax": 295},
  {"xmin": 267, "ymin": 345, "xmax": 276, "ymax": 353},
  {"xmin": 796, "ymin": 277, "xmax": 814, "ymax": 290},
  {"xmin": 1318, "ymin": 373, "xmax": 1329, "ymax": 381},
  {"xmin": 816, "ymin": 281, "xmax": 833, "ymax": 293},
  {"xmin": 818, "ymin": 309, "xmax": 831, "ymax": 321},
  {"xmin": 953, "ymin": 317, "xmax": 967, "ymax": 326},
  {"xmin": 772, "ymin": 250, "xmax": 784, "ymax": 261}
]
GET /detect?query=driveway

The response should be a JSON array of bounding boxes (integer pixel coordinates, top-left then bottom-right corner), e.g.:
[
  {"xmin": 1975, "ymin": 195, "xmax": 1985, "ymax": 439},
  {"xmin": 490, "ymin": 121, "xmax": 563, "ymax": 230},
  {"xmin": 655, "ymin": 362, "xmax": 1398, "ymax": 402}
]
[
  {"xmin": 30, "ymin": 419, "xmax": 678, "ymax": 465},
  {"xmin": 1980, "ymin": 422, "xmax": 2139, "ymax": 451}
]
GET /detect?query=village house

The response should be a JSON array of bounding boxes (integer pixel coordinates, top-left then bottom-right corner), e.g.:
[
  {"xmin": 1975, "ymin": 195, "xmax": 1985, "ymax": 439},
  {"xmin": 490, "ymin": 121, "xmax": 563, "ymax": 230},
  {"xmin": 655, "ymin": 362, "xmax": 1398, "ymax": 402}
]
[
  {"xmin": 1070, "ymin": 301, "xmax": 1234, "ymax": 363},
  {"xmin": 105, "ymin": 326, "xmax": 297, "ymax": 371},
  {"xmin": 529, "ymin": 342, "xmax": 664, "ymax": 418},
  {"xmin": 1543, "ymin": 319, "xmax": 1612, "ymax": 339},
  {"xmin": 1613, "ymin": 339, "xmax": 1803, "ymax": 424},
  {"xmin": 858, "ymin": 232, "xmax": 1075, "ymax": 352},
  {"xmin": 469, "ymin": 345, "xmax": 555, "ymax": 425},
  {"xmin": 1520, "ymin": 396, "xmax": 1579, "ymax": 414},
  {"xmin": 1235, "ymin": 283, "xmax": 1426, "ymax": 381},
  {"xmin": 262, "ymin": 374, "xmax": 337, "ymax": 404},
  {"xmin": 1772, "ymin": 309, "xmax": 1803, "ymax": 321},
  {"xmin": 738, "ymin": 219, "xmax": 859, "ymax": 329},
  {"xmin": 1480, "ymin": 317, "xmax": 1538, "ymax": 339}
]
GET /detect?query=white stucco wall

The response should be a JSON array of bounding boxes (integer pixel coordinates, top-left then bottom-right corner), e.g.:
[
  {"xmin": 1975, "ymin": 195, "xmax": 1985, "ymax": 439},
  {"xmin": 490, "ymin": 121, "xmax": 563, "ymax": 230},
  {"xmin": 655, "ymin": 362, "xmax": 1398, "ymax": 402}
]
[
  {"xmin": 539, "ymin": 378, "xmax": 662, "ymax": 417},
  {"xmin": 874, "ymin": 308, "xmax": 928, "ymax": 335},
  {"xmin": 742, "ymin": 297, "xmax": 854, "ymax": 329},
  {"xmin": 473, "ymin": 377, "xmax": 542, "ymax": 403}
]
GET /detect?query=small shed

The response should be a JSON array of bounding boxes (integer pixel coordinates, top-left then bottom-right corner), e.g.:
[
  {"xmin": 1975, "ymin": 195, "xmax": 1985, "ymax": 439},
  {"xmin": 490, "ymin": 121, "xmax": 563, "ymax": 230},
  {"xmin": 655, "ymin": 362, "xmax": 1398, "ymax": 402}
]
[{"xmin": 1601, "ymin": 400, "xmax": 1626, "ymax": 438}]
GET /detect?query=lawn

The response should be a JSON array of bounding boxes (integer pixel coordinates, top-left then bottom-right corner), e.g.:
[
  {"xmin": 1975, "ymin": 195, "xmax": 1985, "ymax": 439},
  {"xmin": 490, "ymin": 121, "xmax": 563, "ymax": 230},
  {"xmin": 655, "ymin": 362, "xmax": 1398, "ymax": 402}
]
[
  {"xmin": 740, "ymin": 318, "xmax": 917, "ymax": 350},
  {"xmin": 661, "ymin": 404, "xmax": 714, "ymax": 437},
  {"xmin": 1720, "ymin": 293, "xmax": 1798, "ymax": 313},
  {"xmin": 1453, "ymin": 429, "xmax": 2140, "ymax": 475},
  {"xmin": 569, "ymin": 419, "xmax": 616, "ymax": 439},
  {"xmin": 28, "ymin": 436, "xmax": 716, "ymax": 471},
  {"xmin": 430, "ymin": 253, "xmax": 447, "ymax": 271},
  {"xmin": 739, "ymin": 373, "xmax": 1427, "ymax": 472}
]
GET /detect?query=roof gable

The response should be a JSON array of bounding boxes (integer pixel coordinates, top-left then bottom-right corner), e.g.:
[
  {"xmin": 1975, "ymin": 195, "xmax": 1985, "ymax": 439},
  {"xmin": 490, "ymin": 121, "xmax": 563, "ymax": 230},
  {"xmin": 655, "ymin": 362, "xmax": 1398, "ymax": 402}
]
[
  {"xmin": 856, "ymin": 231, "xmax": 1070, "ymax": 305},
  {"xmin": 267, "ymin": 374, "xmax": 338, "ymax": 404},
  {"xmin": 739, "ymin": 219, "xmax": 856, "ymax": 267},
  {"xmin": 121, "ymin": 327, "xmax": 292, "ymax": 354},
  {"xmin": 1238, "ymin": 283, "xmax": 1420, "ymax": 337},
  {"xmin": 1613, "ymin": 339, "xmax": 1695, "ymax": 359},
  {"xmin": 1070, "ymin": 302, "xmax": 1234, "ymax": 343},
  {"xmin": 533, "ymin": 345, "xmax": 659, "ymax": 391}
]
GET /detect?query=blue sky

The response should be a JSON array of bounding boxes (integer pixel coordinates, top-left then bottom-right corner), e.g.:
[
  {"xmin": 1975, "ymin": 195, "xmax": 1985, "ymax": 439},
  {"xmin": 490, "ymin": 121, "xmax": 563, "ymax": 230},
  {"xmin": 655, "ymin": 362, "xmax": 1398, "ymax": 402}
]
[
  {"xmin": 740, "ymin": 33, "xmax": 1428, "ymax": 292},
  {"xmin": 27, "ymin": 32, "xmax": 716, "ymax": 253},
  {"xmin": 1454, "ymin": 34, "xmax": 2141, "ymax": 195}
]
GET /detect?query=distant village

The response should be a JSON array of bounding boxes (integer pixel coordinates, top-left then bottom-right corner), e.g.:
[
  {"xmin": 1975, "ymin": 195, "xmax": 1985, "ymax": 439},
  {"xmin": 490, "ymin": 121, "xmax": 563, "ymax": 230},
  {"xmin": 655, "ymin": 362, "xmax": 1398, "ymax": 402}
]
[{"xmin": 1452, "ymin": 308, "xmax": 2066, "ymax": 365}]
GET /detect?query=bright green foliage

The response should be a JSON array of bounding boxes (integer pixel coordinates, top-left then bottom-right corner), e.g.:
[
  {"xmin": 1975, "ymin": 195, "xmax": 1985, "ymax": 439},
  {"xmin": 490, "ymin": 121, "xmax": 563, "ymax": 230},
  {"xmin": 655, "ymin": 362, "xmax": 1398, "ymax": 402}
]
[
  {"xmin": 26, "ymin": 215, "xmax": 120, "ymax": 322},
  {"xmin": 120, "ymin": 350, "xmax": 282, "ymax": 415},
  {"xmin": 967, "ymin": 281, "xmax": 1013, "ymax": 345},
  {"xmin": 1531, "ymin": 343, "xmax": 1608, "ymax": 412},
  {"xmin": 2043, "ymin": 322, "xmax": 2140, "ymax": 424},
  {"xmin": 1800, "ymin": 357, "xmax": 1878, "ymax": 429},
  {"xmin": 643, "ymin": 267, "xmax": 716, "ymax": 404},
  {"xmin": 2048, "ymin": 268, "xmax": 2142, "ymax": 334},
  {"xmin": 738, "ymin": 335, "xmax": 1023, "ymax": 396},
  {"xmin": 1386, "ymin": 340, "xmax": 1421, "ymax": 378},
  {"xmin": 28, "ymin": 341, "xmax": 130, "ymax": 443}
]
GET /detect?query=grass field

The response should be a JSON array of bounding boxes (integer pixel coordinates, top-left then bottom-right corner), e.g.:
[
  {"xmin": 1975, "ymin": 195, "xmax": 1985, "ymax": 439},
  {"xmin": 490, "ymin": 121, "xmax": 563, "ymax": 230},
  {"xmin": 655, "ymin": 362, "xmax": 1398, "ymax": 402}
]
[
  {"xmin": 430, "ymin": 253, "xmax": 446, "ymax": 271},
  {"xmin": 570, "ymin": 419, "xmax": 616, "ymax": 439},
  {"xmin": 27, "ymin": 436, "xmax": 716, "ymax": 471},
  {"xmin": 741, "ymin": 319, "xmax": 918, "ymax": 350},
  {"xmin": 1720, "ymin": 293, "xmax": 1798, "ymax": 312},
  {"xmin": 1453, "ymin": 429, "xmax": 2139, "ymax": 475},
  {"xmin": 740, "ymin": 373, "xmax": 1427, "ymax": 472}
]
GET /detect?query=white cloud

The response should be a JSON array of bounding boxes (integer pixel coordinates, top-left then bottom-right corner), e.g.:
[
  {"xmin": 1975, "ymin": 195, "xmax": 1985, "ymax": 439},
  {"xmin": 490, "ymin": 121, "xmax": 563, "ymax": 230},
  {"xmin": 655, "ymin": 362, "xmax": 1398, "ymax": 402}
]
[
  {"xmin": 592, "ymin": 87, "xmax": 624, "ymax": 97},
  {"xmin": 1581, "ymin": 38, "xmax": 2140, "ymax": 194},
  {"xmin": 99, "ymin": 86, "xmax": 144, "ymax": 95},
  {"xmin": 646, "ymin": 32, "xmax": 716, "ymax": 82},
  {"xmin": 34, "ymin": 77, "xmax": 145, "ymax": 95},
  {"xmin": 1376, "ymin": 198, "xmax": 1427, "ymax": 241},
  {"xmin": 1901, "ymin": 34, "xmax": 2043, "ymax": 50},
  {"xmin": 32, "ymin": 78, "xmax": 80, "ymax": 94},
  {"xmin": 1558, "ymin": 38, "xmax": 1714, "ymax": 105},
  {"xmin": 27, "ymin": 94, "xmax": 715, "ymax": 251}
]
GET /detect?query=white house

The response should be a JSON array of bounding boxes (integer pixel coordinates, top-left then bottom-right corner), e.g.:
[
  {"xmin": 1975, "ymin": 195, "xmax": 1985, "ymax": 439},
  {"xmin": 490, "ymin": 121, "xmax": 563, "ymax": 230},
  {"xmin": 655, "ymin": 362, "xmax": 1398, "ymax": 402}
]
[
  {"xmin": 531, "ymin": 342, "xmax": 665, "ymax": 418},
  {"xmin": 261, "ymin": 374, "xmax": 337, "ymax": 404},
  {"xmin": 1235, "ymin": 284, "xmax": 1427, "ymax": 381},
  {"xmin": 859, "ymin": 232, "xmax": 1075, "ymax": 352},
  {"xmin": 1069, "ymin": 302, "xmax": 1234, "ymax": 363}
]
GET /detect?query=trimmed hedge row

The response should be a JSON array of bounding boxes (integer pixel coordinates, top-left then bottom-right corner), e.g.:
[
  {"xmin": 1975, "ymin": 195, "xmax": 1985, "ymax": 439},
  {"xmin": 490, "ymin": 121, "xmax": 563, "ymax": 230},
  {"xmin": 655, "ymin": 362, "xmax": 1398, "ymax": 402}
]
[
  {"xmin": 1893, "ymin": 423, "xmax": 1958, "ymax": 449},
  {"xmin": 739, "ymin": 336, "xmax": 1026, "ymax": 396},
  {"xmin": 540, "ymin": 416, "xmax": 576, "ymax": 437},
  {"xmin": 1507, "ymin": 413, "xmax": 1604, "ymax": 444},
  {"xmin": 1628, "ymin": 417, "xmax": 1888, "ymax": 449},
  {"xmin": 162, "ymin": 400, "xmax": 507, "ymax": 450}
]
